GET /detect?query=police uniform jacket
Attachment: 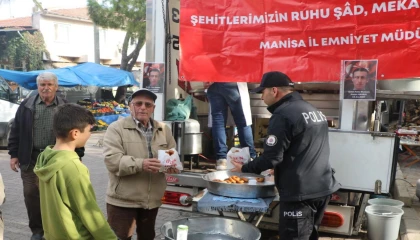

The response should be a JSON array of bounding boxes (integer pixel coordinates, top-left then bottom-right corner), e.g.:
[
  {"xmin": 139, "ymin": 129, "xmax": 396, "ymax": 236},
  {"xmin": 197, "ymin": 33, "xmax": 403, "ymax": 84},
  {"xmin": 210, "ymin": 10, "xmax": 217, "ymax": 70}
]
[{"xmin": 242, "ymin": 91, "xmax": 340, "ymax": 201}]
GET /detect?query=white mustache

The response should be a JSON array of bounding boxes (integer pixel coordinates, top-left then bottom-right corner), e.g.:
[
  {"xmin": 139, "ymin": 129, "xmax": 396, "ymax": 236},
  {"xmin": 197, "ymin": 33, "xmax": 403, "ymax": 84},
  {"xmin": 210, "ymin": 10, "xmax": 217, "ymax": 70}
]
[{"xmin": 41, "ymin": 89, "xmax": 52, "ymax": 93}]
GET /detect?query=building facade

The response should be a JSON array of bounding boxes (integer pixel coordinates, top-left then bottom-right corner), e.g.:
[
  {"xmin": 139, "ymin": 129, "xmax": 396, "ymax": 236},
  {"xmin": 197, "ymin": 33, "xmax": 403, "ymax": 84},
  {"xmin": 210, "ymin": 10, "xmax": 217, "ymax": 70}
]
[{"xmin": 0, "ymin": 7, "xmax": 145, "ymax": 68}]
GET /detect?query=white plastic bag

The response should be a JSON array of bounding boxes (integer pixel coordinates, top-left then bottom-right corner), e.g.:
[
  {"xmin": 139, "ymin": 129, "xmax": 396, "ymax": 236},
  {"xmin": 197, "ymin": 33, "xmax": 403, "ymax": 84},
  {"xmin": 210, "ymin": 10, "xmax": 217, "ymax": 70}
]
[
  {"xmin": 226, "ymin": 147, "xmax": 250, "ymax": 170},
  {"xmin": 158, "ymin": 148, "xmax": 183, "ymax": 172}
]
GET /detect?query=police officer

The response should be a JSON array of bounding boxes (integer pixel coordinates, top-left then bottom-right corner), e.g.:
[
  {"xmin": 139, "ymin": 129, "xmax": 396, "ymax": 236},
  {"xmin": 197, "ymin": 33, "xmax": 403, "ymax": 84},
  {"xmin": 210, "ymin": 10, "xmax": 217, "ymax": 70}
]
[{"xmin": 231, "ymin": 71, "xmax": 340, "ymax": 240}]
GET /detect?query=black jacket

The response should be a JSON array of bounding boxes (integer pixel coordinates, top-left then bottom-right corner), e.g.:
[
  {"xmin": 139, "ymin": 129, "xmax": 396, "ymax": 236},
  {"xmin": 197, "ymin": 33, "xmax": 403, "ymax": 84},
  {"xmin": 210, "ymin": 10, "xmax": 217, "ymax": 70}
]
[
  {"xmin": 8, "ymin": 94, "xmax": 84, "ymax": 165},
  {"xmin": 242, "ymin": 91, "xmax": 340, "ymax": 201}
]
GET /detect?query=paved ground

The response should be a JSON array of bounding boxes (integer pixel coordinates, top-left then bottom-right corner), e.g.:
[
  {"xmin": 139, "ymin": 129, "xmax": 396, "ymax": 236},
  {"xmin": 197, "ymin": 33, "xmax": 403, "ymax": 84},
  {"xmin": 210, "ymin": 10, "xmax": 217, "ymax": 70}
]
[
  {"xmin": 396, "ymin": 146, "xmax": 420, "ymax": 240},
  {"xmin": 2, "ymin": 131, "xmax": 415, "ymax": 240},
  {"xmin": 398, "ymin": 151, "xmax": 420, "ymax": 212}
]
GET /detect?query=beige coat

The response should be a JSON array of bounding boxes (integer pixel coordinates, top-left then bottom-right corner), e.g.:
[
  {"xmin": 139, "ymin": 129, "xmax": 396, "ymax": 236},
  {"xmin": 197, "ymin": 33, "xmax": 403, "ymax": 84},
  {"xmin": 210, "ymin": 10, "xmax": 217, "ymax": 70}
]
[{"xmin": 103, "ymin": 117, "xmax": 176, "ymax": 209}]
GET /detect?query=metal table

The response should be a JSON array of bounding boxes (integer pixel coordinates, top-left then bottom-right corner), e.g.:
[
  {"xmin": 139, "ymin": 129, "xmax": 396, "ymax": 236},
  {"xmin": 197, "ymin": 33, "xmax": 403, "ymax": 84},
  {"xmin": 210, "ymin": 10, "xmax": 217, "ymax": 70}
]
[
  {"xmin": 400, "ymin": 139, "xmax": 420, "ymax": 167},
  {"xmin": 194, "ymin": 189, "xmax": 278, "ymax": 227}
]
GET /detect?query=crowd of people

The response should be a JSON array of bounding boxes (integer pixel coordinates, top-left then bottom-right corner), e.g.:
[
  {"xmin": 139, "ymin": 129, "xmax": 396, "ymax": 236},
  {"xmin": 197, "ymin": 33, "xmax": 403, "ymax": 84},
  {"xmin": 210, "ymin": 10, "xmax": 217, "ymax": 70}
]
[{"xmin": 1, "ymin": 70, "xmax": 339, "ymax": 240}]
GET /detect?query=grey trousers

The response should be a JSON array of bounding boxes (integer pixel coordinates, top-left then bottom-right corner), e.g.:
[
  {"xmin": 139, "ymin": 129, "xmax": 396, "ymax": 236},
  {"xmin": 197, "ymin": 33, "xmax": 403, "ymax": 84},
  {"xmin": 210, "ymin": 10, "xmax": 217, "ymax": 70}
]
[{"xmin": 20, "ymin": 164, "xmax": 43, "ymax": 235}]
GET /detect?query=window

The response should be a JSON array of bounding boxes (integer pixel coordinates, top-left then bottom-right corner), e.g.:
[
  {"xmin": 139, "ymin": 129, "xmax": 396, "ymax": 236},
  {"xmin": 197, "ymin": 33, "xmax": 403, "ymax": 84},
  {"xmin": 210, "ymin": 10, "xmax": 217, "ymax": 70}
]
[{"xmin": 54, "ymin": 23, "xmax": 70, "ymax": 43}]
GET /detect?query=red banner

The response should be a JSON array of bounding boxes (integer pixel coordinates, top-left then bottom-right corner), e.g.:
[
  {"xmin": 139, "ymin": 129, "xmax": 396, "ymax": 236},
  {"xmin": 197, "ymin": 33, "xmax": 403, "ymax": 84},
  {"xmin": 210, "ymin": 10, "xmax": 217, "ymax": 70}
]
[{"xmin": 180, "ymin": 0, "xmax": 420, "ymax": 82}]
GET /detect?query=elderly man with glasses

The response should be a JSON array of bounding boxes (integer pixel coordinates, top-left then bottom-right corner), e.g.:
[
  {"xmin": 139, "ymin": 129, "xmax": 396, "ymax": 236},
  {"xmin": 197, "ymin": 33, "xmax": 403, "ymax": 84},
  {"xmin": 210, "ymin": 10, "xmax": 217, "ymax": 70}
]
[{"xmin": 103, "ymin": 88, "xmax": 178, "ymax": 240}]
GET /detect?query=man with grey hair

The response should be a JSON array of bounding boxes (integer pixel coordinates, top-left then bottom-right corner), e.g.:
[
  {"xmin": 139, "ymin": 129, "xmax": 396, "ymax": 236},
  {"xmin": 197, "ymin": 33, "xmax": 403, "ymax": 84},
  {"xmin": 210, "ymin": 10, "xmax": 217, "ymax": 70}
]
[{"xmin": 8, "ymin": 72, "xmax": 84, "ymax": 240}]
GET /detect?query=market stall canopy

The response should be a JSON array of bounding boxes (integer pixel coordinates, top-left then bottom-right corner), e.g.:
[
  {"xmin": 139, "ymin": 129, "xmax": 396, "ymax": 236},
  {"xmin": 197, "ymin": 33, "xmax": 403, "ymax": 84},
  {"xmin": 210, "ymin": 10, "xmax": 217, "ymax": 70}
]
[{"xmin": 0, "ymin": 62, "xmax": 138, "ymax": 89}]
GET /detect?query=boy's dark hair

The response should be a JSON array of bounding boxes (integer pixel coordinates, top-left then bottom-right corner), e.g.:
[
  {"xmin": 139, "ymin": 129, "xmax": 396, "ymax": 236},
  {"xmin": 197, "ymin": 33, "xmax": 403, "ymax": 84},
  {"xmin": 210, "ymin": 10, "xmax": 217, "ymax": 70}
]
[{"xmin": 53, "ymin": 103, "xmax": 95, "ymax": 139}]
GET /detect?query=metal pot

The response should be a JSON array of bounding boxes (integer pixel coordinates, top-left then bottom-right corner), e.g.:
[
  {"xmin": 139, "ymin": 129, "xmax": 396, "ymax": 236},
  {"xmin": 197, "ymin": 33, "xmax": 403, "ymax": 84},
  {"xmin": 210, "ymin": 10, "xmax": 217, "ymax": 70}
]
[
  {"xmin": 183, "ymin": 119, "xmax": 202, "ymax": 154},
  {"xmin": 203, "ymin": 171, "xmax": 276, "ymax": 198},
  {"xmin": 184, "ymin": 119, "xmax": 200, "ymax": 133},
  {"xmin": 161, "ymin": 217, "xmax": 261, "ymax": 240},
  {"xmin": 183, "ymin": 132, "xmax": 202, "ymax": 154},
  {"xmin": 173, "ymin": 119, "xmax": 202, "ymax": 155}
]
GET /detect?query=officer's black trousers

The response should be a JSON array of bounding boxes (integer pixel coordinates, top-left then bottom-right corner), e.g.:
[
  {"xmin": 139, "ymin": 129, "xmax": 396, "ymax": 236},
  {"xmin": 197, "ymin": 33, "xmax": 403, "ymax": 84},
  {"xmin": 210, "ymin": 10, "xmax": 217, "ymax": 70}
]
[{"xmin": 278, "ymin": 195, "xmax": 331, "ymax": 240}]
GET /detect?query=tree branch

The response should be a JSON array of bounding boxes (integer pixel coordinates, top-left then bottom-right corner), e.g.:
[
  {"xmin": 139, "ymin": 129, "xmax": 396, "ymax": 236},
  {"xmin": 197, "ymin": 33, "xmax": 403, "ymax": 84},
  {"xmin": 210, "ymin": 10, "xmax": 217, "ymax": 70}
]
[
  {"xmin": 121, "ymin": 32, "xmax": 130, "ymax": 59},
  {"xmin": 127, "ymin": 33, "xmax": 145, "ymax": 71}
]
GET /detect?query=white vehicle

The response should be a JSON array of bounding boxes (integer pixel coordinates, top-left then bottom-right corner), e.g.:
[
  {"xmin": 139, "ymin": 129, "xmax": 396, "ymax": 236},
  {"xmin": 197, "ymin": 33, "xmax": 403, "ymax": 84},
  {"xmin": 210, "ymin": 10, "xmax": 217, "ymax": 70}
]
[{"xmin": 0, "ymin": 77, "xmax": 25, "ymax": 149}]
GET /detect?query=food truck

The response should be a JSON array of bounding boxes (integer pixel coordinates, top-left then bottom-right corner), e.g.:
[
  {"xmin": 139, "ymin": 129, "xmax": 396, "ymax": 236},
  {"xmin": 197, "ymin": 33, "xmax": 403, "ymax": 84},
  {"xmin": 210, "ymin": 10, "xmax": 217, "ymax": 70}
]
[
  {"xmin": 0, "ymin": 0, "xmax": 417, "ymax": 237},
  {"xmin": 144, "ymin": 0, "xmax": 420, "ymax": 237}
]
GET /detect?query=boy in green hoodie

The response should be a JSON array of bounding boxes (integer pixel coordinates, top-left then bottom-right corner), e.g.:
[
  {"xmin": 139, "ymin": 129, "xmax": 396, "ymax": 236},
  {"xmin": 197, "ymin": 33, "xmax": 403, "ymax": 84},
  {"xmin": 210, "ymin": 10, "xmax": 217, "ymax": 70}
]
[{"xmin": 34, "ymin": 103, "xmax": 117, "ymax": 240}]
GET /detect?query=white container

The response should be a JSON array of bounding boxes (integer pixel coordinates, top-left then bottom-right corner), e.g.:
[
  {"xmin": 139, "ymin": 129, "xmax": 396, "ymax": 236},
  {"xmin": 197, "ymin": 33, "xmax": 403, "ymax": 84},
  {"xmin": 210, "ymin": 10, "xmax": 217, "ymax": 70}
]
[
  {"xmin": 365, "ymin": 205, "xmax": 404, "ymax": 240},
  {"xmin": 176, "ymin": 225, "xmax": 188, "ymax": 240},
  {"xmin": 368, "ymin": 198, "xmax": 404, "ymax": 209}
]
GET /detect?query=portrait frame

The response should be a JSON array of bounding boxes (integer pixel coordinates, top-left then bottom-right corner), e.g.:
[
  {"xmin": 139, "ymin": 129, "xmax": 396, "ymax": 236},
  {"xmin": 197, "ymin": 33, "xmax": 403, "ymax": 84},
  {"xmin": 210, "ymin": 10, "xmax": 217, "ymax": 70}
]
[
  {"xmin": 142, "ymin": 62, "xmax": 165, "ymax": 93},
  {"xmin": 341, "ymin": 60, "xmax": 378, "ymax": 101}
]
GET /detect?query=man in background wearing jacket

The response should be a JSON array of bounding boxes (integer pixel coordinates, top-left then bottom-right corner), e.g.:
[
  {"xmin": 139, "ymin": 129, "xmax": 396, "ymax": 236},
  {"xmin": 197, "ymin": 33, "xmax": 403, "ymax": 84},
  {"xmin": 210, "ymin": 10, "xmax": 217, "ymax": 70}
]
[
  {"xmin": 232, "ymin": 71, "xmax": 340, "ymax": 240},
  {"xmin": 8, "ymin": 72, "xmax": 84, "ymax": 240}
]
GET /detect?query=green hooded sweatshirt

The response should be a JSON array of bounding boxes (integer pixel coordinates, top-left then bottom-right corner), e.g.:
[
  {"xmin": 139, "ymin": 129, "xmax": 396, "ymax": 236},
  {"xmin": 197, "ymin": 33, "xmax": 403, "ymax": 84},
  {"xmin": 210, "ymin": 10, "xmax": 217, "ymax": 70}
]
[{"xmin": 34, "ymin": 146, "xmax": 117, "ymax": 240}]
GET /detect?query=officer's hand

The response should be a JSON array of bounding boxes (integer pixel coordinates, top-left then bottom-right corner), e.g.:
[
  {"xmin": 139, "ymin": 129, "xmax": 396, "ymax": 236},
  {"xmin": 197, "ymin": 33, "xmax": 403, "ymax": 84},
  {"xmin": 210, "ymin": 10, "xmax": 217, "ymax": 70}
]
[
  {"xmin": 10, "ymin": 158, "xmax": 20, "ymax": 172},
  {"xmin": 166, "ymin": 167, "xmax": 180, "ymax": 174},
  {"xmin": 230, "ymin": 160, "xmax": 243, "ymax": 172},
  {"xmin": 142, "ymin": 158, "xmax": 162, "ymax": 173}
]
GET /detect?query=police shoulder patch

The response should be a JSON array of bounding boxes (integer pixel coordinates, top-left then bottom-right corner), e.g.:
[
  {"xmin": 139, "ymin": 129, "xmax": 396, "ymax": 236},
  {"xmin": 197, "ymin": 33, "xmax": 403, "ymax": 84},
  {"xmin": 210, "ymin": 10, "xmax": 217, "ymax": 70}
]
[{"xmin": 266, "ymin": 135, "xmax": 277, "ymax": 146}]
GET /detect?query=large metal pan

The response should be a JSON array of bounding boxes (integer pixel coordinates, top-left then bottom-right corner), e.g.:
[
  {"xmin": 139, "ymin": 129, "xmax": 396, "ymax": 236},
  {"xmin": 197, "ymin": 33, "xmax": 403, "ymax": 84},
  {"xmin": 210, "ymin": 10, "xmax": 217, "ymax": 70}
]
[
  {"xmin": 202, "ymin": 171, "xmax": 276, "ymax": 198},
  {"xmin": 161, "ymin": 217, "xmax": 261, "ymax": 240}
]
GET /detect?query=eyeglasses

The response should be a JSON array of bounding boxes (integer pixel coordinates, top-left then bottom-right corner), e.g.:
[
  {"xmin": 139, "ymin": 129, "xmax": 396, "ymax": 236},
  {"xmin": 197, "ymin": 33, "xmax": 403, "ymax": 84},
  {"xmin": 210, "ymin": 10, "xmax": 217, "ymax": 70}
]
[{"xmin": 132, "ymin": 101, "xmax": 154, "ymax": 108}]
